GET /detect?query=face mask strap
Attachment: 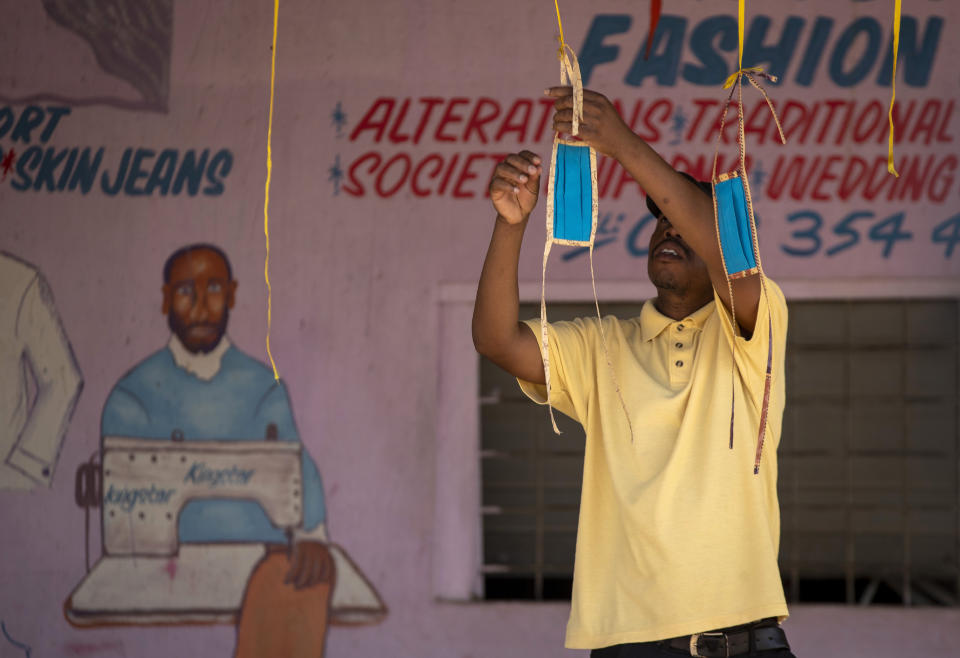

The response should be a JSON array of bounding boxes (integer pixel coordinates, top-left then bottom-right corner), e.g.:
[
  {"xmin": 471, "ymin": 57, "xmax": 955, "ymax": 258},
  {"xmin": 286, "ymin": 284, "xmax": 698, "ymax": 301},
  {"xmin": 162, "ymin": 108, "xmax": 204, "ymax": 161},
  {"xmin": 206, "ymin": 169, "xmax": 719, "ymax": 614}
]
[{"xmin": 710, "ymin": 61, "xmax": 786, "ymax": 473}]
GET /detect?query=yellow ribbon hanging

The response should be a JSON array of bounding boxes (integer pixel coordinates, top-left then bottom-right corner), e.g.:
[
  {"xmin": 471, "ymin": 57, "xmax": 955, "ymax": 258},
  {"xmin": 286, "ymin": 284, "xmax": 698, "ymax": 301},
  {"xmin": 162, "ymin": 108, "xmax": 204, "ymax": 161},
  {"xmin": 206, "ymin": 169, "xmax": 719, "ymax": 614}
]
[
  {"xmin": 264, "ymin": 0, "xmax": 280, "ymax": 380},
  {"xmin": 887, "ymin": 0, "xmax": 901, "ymax": 177},
  {"xmin": 738, "ymin": 0, "xmax": 745, "ymax": 70},
  {"xmin": 553, "ymin": 0, "xmax": 566, "ymax": 59}
]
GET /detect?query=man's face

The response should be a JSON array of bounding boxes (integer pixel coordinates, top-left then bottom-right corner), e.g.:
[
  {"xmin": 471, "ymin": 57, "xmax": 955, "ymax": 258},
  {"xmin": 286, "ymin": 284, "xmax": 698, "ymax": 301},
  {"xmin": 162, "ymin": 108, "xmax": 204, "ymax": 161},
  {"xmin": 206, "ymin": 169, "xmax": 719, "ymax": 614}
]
[
  {"xmin": 647, "ymin": 213, "xmax": 712, "ymax": 295},
  {"xmin": 162, "ymin": 249, "xmax": 236, "ymax": 354}
]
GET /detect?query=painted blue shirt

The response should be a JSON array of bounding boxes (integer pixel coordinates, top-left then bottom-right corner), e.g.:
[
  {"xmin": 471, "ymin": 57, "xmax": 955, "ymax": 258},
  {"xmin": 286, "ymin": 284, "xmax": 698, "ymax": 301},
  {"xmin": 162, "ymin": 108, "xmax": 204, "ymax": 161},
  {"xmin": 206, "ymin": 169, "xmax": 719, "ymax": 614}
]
[{"xmin": 101, "ymin": 343, "xmax": 325, "ymax": 544}]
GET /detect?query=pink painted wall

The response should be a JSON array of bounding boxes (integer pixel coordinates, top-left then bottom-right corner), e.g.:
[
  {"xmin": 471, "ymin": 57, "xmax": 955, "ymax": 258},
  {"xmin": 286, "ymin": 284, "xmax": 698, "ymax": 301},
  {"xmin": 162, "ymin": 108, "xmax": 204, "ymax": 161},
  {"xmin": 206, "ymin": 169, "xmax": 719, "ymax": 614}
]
[{"xmin": 1, "ymin": 0, "xmax": 959, "ymax": 656}]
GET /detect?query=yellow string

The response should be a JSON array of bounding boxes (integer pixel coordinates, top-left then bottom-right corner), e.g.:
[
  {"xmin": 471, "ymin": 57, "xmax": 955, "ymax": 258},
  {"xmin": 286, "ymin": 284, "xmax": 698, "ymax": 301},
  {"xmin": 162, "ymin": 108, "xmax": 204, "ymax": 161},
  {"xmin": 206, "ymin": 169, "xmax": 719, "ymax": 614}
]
[
  {"xmin": 887, "ymin": 0, "xmax": 901, "ymax": 177},
  {"xmin": 738, "ymin": 0, "xmax": 744, "ymax": 70},
  {"xmin": 553, "ymin": 0, "xmax": 566, "ymax": 57},
  {"xmin": 264, "ymin": 0, "xmax": 280, "ymax": 380}
]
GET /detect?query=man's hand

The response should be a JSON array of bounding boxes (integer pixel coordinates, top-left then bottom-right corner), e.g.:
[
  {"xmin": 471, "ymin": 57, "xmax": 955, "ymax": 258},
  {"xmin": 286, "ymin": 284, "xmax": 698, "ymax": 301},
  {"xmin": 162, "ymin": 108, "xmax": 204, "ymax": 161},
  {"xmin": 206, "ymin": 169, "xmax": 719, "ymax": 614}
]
[
  {"xmin": 489, "ymin": 150, "xmax": 542, "ymax": 225},
  {"xmin": 284, "ymin": 540, "xmax": 334, "ymax": 590},
  {"xmin": 548, "ymin": 86, "xmax": 636, "ymax": 160}
]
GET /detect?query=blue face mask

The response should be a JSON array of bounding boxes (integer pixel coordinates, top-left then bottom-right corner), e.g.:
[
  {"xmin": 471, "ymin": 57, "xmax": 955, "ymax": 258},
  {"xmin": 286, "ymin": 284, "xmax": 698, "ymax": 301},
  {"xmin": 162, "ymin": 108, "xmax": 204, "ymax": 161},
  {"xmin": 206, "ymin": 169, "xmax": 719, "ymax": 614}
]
[
  {"xmin": 548, "ymin": 140, "xmax": 595, "ymax": 245},
  {"xmin": 710, "ymin": 66, "xmax": 787, "ymax": 474},
  {"xmin": 538, "ymin": 46, "xmax": 633, "ymax": 442},
  {"xmin": 713, "ymin": 171, "xmax": 759, "ymax": 279}
]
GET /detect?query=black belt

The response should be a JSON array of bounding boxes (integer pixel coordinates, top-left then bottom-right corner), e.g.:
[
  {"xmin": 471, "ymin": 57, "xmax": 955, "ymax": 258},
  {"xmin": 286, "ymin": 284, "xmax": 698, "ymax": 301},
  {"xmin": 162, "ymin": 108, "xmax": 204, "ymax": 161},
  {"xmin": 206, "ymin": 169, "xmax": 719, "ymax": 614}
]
[{"xmin": 660, "ymin": 619, "xmax": 789, "ymax": 657}]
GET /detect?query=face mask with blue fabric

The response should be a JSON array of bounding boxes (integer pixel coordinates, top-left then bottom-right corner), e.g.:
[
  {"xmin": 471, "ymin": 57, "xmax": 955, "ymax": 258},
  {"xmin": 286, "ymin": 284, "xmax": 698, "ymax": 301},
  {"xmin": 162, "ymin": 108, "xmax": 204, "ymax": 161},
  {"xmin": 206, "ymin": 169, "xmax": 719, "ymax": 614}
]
[
  {"xmin": 710, "ymin": 62, "xmax": 786, "ymax": 473},
  {"xmin": 539, "ymin": 45, "xmax": 632, "ymax": 440}
]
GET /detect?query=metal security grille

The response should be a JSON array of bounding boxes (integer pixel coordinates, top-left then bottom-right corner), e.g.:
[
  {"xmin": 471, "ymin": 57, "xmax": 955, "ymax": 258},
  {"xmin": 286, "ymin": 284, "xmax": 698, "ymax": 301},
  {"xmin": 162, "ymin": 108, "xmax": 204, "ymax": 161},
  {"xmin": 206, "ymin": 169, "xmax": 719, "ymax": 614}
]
[{"xmin": 479, "ymin": 299, "xmax": 960, "ymax": 604}]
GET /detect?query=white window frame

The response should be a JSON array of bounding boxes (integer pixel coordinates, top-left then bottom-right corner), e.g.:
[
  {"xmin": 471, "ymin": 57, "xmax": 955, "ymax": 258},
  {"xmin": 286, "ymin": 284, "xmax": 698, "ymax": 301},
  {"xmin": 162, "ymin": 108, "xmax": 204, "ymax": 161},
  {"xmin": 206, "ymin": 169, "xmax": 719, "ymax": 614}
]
[{"xmin": 432, "ymin": 276, "xmax": 960, "ymax": 602}]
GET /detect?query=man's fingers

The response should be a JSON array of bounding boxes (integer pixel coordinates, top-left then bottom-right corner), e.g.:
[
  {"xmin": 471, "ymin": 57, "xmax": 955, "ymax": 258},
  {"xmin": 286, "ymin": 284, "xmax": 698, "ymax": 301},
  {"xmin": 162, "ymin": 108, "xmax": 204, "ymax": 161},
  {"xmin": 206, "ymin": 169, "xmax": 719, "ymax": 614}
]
[
  {"xmin": 545, "ymin": 86, "xmax": 572, "ymax": 98},
  {"xmin": 552, "ymin": 119, "xmax": 574, "ymax": 135},
  {"xmin": 582, "ymin": 89, "xmax": 609, "ymax": 104},
  {"xmin": 490, "ymin": 176, "xmax": 522, "ymax": 197},
  {"xmin": 517, "ymin": 150, "xmax": 542, "ymax": 167},
  {"xmin": 495, "ymin": 162, "xmax": 531, "ymax": 186},
  {"xmin": 505, "ymin": 154, "xmax": 541, "ymax": 180}
]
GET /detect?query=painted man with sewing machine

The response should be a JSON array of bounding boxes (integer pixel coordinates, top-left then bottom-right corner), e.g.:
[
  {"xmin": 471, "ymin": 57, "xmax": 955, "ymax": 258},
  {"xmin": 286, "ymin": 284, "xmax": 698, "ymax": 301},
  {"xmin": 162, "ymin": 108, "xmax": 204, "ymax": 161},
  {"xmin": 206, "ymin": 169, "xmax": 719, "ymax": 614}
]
[{"xmin": 100, "ymin": 243, "xmax": 334, "ymax": 657}]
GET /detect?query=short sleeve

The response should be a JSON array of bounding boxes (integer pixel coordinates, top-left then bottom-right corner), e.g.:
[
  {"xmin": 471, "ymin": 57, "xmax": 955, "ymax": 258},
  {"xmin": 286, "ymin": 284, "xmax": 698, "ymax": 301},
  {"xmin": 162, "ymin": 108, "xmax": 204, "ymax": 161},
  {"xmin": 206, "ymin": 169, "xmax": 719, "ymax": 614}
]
[
  {"xmin": 516, "ymin": 317, "xmax": 600, "ymax": 424},
  {"xmin": 713, "ymin": 279, "xmax": 788, "ymax": 392}
]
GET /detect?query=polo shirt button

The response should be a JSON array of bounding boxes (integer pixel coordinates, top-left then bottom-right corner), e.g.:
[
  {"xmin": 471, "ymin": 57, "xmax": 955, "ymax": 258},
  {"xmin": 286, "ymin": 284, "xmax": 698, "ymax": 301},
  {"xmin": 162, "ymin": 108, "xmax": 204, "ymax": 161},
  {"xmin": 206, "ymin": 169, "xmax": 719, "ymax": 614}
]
[
  {"xmin": 677, "ymin": 324, "xmax": 684, "ymax": 331},
  {"xmin": 675, "ymin": 360, "xmax": 684, "ymax": 367},
  {"xmin": 675, "ymin": 342, "xmax": 683, "ymax": 348}
]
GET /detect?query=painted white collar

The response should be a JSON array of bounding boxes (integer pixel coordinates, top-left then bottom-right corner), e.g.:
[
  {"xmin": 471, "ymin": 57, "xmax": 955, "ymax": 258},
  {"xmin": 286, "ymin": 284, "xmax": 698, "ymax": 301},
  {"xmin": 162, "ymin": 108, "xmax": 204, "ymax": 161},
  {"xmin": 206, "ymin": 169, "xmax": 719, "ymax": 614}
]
[{"xmin": 168, "ymin": 334, "xmax": 231, "ymax": 381}]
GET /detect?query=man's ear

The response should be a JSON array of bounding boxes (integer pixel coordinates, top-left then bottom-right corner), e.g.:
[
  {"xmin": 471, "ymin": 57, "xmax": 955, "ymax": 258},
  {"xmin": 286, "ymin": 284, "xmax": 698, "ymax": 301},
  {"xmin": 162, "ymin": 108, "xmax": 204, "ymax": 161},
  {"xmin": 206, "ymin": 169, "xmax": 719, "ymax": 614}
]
[
  {"xmin": 161, "ymin": 284, "xmax": 172, "ymax": 314},
  {"xmin": 227, "ymin": 280, "xmax": 238, "ymax": 309}
]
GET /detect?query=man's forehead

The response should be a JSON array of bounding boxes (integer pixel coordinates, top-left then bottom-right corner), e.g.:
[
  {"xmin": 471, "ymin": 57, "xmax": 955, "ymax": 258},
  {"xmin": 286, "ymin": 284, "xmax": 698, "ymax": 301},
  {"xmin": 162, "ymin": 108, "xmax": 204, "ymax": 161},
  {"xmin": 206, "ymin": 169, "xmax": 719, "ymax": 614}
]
[{"xmin": 167, "ymin": 249, "xmax": 230, "ymax": 282}]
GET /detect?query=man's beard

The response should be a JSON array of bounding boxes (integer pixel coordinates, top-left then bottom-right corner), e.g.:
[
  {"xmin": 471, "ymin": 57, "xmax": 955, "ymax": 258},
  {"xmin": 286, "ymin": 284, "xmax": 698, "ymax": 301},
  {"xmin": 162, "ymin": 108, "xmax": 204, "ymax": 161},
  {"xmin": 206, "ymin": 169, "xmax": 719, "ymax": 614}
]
[
  {"xmin": 168, "ymin": 309, "xmax": 228, "ymax": 354},
  {"xmin": 649, "ymin": 268, "xmax": 684, "ymax": 293}
]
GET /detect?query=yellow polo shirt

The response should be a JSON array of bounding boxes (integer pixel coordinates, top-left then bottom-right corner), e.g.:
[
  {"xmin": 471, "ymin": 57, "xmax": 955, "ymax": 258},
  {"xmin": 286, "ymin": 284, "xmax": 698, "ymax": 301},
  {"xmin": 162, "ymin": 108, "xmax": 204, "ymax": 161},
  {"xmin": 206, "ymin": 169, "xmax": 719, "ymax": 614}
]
[{"xmin": 519, "ymin": 282, "xmax": 788, "ymax": 649}]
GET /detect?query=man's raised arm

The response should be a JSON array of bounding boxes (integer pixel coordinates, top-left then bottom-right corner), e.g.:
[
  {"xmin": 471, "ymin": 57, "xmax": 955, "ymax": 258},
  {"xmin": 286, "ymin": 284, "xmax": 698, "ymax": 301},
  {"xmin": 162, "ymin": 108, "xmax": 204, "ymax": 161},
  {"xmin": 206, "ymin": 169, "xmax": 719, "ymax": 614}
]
[
  {"xmin": 472, "ymin": 150, "xmax": 547, "ymax": 384},
  {"xmin": 547, "ymin": 87, "xmax": 763, "ymax": 334}
]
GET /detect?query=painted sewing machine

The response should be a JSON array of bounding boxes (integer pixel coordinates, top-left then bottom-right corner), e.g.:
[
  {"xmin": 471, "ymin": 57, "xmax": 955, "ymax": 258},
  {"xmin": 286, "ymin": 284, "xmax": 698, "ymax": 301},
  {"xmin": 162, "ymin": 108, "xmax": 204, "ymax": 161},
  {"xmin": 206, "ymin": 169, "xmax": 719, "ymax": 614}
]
[{"xmin": 65, "ymin": 436, "xmax": 386, "ymax": 627}]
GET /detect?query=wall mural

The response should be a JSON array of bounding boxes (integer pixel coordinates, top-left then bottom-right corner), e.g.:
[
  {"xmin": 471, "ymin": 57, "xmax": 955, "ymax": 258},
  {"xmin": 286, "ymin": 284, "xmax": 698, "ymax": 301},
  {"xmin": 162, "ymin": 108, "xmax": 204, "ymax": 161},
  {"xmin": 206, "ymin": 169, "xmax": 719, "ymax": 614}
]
[
  {"xmin": 0, "ymin": 251, "xmax": 83, "ymax": 491},
  {"xmin": 0, "ymin": 0, "xmax": 172, "ymax": 112},
  {"xmin": 64, "ymin": 245, "xmax": 386, "ymax": 657}
]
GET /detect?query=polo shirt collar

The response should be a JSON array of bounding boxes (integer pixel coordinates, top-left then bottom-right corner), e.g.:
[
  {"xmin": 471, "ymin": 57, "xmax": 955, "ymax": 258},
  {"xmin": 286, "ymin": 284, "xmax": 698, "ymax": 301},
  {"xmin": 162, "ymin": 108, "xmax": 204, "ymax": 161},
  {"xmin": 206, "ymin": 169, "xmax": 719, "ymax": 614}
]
[{"xmin": 639, "ymin": 298, "xmax": 715, "ymax": 342}]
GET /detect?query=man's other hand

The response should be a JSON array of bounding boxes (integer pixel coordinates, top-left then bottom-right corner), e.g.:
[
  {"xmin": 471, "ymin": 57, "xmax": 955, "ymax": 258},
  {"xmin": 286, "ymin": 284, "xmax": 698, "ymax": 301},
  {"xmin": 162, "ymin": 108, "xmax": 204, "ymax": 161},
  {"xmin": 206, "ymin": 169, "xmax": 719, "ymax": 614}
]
[
  {"xmin": 489, "ymin": 151, "xmax": 542, "ymax": 225},
  {"xmin": 547, "ymin": 87, "xmax": 635, "ymax": 161},
  {"xmin": 284, "ymin": 540, "xmax": 334, "ymax": 590}
]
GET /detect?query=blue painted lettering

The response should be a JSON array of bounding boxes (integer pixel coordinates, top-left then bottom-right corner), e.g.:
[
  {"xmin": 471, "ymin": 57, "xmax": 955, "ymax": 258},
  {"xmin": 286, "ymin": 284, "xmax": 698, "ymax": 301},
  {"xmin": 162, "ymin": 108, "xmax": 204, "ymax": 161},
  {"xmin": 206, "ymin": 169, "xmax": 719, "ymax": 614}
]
[
  {"xmin": 68, "ymin": 148, "xmax": 104, "ymax": 194},
  {"xmin": 101, "ymin": 148, "xmax": 131, "ymax": 195},
  {"xmin": 123, "ymin": 148, "xmax": 154, "ymax": 196},
  {"xmin": 624, "ymin": 15, "xmax": 687, "ymax": 87},
  {"xmin": 829, "ymin": 17, "xmax": 882, "ymax": 87},
  {"xmin": 580, "ymin": 15, "xmax": 632, "ymax": 86},
  {"xmin": 33, "ymin": 147, "xmax": 69, "ymax": 191},
  {"xmin": 203, "ymin": 149, "xmax": 233, "ymax": 196},
  {"xmin": 145, "ymin": 149, "xmax": 178, "ymax": 195},
  {"xmin": 743, "ymin": 16, "xmax": 804, "ymax": 82},
  {"xmin": 10, "ymin": 146, "xmax": 41, "ymax": 191},
  {"xmin": 172, "ymin": 149, "xmax": 209, "ymax": 196},
  {"xmin": 682, "ymin": 15, "xmax": 737, "ymax": 86},
  {"xmin": 794, "ymin": 17, "xmax": 834, "ymax": 86},
  {"xmin": 875, "ymin": 16, "xmax": 943, "ymax": 87},
  {"xmin": 103, "ymin": 484, "xmax": 176, "ymax": 512},
  {"xmin": 183, "ymin": 462, "xmax": 255, "ymax": 487}
]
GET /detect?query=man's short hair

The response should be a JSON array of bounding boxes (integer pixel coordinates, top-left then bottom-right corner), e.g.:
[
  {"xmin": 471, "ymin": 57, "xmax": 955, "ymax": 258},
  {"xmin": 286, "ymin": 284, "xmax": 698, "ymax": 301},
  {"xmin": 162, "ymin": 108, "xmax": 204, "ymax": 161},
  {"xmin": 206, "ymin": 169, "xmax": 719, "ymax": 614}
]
[
  {"xmin": 645, "ymin": 172, "xmax": 713, "ymax": 219},
  {"xmin": 162, "ymin": 243, "xmax": 233, "ymax": 283}
]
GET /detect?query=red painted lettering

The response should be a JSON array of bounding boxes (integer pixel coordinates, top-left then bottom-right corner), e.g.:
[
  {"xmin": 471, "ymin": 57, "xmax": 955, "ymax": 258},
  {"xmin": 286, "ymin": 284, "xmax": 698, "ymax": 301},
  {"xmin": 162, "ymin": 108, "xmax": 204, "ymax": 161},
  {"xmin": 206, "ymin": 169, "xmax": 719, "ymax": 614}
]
[
  {"xmin": 349, "ymin": 98, "xmax": 394, "ymax": 142},
  {"xmin": 453, "ymin": 152, "xmax": 485, "ymax": 198},
  {"xmin": 494, "ymin": 100, "xmax": 533, "ymax": 142},
  {"xmin": 387, "ymin": 99, "xmax": 412, "ymax": 143},
  {"xmin": 411, "ymin": 154, "xmax": 444, "ymax": 197},
  {"xmin": 462, "ymin": 98, "xmax": 501, "ymax": 144},
  {"xmin": 375, "ymin": 153, "xmax": 411, "ymax": 197},
  {"xmin": 343, "ymin": 151, "xmax": 381, "ymax": 196},
  {"xmin": 413, "ymin": 98, "xmax": 444, "ymax": 144},
  {"xmin": 435, "ymin": 98, "xmax": 469, "ymax": 142}
]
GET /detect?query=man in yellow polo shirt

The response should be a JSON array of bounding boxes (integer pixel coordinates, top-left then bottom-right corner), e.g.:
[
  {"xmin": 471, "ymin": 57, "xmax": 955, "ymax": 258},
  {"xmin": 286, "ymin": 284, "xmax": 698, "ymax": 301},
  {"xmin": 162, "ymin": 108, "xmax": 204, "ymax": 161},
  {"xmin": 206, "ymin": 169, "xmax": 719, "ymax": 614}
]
[{"xmin": 472, "ymin": 87, "xmax": 795, "ymax": 657}]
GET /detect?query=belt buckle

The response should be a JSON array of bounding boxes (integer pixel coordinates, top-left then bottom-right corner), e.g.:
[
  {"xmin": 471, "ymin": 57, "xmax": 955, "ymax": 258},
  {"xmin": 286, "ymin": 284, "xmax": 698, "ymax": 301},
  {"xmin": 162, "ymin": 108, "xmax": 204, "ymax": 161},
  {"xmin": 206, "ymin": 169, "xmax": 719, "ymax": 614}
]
[{"xmin": 689, "ymin": 631, "xmax": 729, "ymax": 658}]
